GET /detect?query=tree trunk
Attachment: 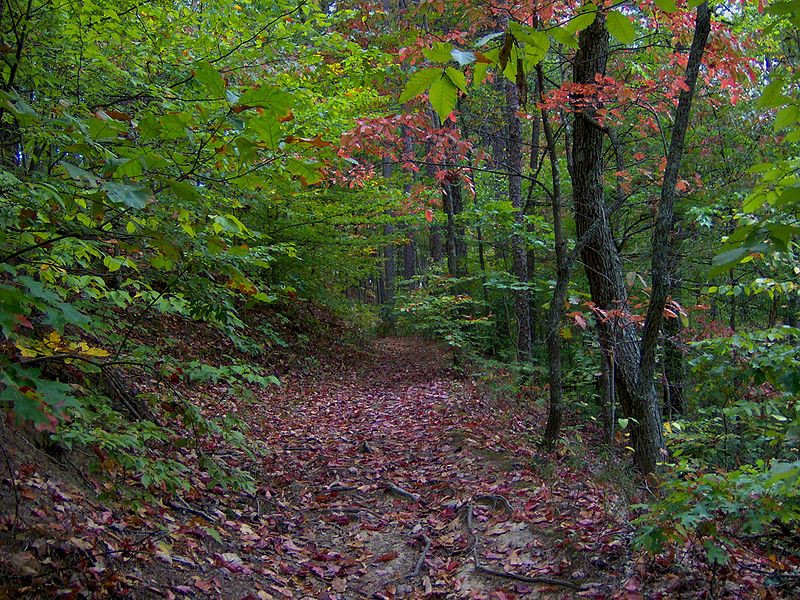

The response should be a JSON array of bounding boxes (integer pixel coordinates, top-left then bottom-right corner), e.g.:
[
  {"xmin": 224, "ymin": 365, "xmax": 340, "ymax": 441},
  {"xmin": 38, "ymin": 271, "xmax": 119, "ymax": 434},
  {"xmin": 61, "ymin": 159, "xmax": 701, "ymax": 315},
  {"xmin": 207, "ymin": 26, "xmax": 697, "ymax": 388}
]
[
  {"xmin": 663, "ymin": 314, "xmax": 687, "ymax": 418},
  {"xmin": 538, "ymin": 65, "xmax": 569, "ymax": 449},
  {"xmin": 449, "ymin": 180, "xmax": 468, "ymax": 275},
  {"xmin": 639, "ymin": 1, "xmax": 711, "ymax": 402},
  {"xmin": 572, "ymin": 12, "xmax": 661, "ymax": 473},
  {"xmin": 382, "ymin": 160, "xmax": 396, "ymax": 304},
  {"xmin": 504, "ymin": 79, "xmax": 532, "ymax": 360},
  {"xmin": 443, "ymin": 182, "xmax": 459, "ymax": 276}
]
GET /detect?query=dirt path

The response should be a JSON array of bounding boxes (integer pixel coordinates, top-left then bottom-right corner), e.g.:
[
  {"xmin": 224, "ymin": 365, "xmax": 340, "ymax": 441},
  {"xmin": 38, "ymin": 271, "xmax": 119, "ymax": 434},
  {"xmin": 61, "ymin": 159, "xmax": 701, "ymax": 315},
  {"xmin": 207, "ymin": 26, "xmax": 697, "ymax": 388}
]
[{"xmin": 232, "ymin": 337, "xmax": 628, "ymax": 598}]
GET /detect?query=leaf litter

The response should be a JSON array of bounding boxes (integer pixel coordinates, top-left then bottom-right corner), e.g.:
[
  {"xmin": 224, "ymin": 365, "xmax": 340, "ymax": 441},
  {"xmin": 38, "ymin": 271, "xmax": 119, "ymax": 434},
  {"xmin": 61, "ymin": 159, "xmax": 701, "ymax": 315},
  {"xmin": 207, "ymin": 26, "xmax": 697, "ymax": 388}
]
[{"xmin": 1, "ymin": 334, "xmax": 788, "ymax": 598}]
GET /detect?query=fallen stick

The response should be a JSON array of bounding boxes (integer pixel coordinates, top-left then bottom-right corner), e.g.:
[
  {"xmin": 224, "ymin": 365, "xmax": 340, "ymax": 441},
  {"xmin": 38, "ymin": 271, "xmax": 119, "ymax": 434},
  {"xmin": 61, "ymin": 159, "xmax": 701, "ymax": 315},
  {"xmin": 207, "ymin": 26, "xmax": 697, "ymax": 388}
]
[
  {"xmin": 317, "ymin": 506, "xmax": 383, "ymax": 519},
  {"xmin": 383, "ymin": 481, "xmax": 420, "ymax": 503},
  {"xmin": 472, "ymin": 548, "xmax": 580, "ymax": 590},
  {"xmin": 167, "ymin": 497, "xmax": 219, "ymax": 523},
  {"xmin": 462, "ymin": 500, "xmax": 583, "ymax": 591},
  {"xmin": 410, "ymin": 534, "xmax": 431, "ymax": 578},
  {"xmin": 473, "ymin": 494, "xmax": 513, "ymax": 513}
]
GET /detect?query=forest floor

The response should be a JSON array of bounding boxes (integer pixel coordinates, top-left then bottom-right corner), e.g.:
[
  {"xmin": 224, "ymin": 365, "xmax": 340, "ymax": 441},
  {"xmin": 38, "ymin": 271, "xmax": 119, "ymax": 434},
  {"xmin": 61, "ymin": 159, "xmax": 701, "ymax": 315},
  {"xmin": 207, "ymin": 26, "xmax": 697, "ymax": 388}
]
[{"xmin": 0, "ymin": 328, "xmax": 773, "ymax": 599}]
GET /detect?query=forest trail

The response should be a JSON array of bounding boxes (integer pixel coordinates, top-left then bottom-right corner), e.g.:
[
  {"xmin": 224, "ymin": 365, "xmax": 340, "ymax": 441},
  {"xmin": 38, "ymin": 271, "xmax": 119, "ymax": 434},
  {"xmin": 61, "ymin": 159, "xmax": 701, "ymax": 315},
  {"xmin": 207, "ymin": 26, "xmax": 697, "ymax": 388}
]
[
  {"xmin": 228, "ymin": 337, "xmax": 629, "ymax": 598},
  {"xmin": 2, "ymin": 336, "xmax": 637, "ymax": 599}
]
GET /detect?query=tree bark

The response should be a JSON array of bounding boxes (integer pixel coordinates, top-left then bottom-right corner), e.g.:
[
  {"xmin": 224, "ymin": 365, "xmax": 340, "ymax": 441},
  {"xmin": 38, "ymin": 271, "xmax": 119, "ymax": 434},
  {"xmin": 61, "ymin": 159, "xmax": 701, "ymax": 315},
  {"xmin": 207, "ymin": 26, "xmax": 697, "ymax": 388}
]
[
  {"xmin": 639, "ymin": 1, "xmax": 711, "ymax": 398},
  {"xmin": 538, "ymin": 65, "xmax": 569, "ymax": 449},
  {"xmin": 572, "ymin": 12, "xmax": 660, "ymax": 472},
  {"xmin": 504, "ymin": 78, "xmax": 532, "ymax": 360}
]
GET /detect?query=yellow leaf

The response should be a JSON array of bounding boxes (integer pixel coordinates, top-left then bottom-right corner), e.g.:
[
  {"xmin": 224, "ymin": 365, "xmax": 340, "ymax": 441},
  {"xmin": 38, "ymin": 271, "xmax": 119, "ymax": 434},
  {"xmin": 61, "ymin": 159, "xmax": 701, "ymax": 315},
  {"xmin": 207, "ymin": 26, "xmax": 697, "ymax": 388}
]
[
  {"xmin": 82, "ymin": 346, "xmax": 110, "ymax": 357},
  {"xmin": 15, "ymin": 342, "xmax": 38, "ymax": 358},
  {"xmin": 664, "ymin": 421, "xmax": 673, "ymax": 435}
]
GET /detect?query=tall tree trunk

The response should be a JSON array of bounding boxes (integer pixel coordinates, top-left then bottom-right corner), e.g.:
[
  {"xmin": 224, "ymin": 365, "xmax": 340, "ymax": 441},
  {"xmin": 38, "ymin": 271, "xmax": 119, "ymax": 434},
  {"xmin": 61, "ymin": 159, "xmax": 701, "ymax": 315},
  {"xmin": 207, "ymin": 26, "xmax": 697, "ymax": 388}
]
[
  {"xmin": 443, "ymin": 181, "xmax": 459, "ymax": 276},
  {"xmin": 449, "ymin": 180, "xmax": 468, "ymax": 275},
  {"xmin": 639, "ymin": 1, "xmax": 711, "ymax": 399},
  {"xmin": 641, "ymin": 1, "xmax": 710, "ymax": 449},
  {"xmin": 382, "ymin": 160, "xmax": 396, "ymax": 304},
  {"xmin": 504, "ymin": 79, "xmax": 532, "ymax": 360},
  {"xmin": 403, "ymin": 229, "xmax": 416, "ymax": 280},
  {"xmin": 663, "ymin": 313, "xmax": 687, "ymax": 418},
  {"xmin": 572, "ymin": 12, "xmax": 659, "ymax": 472},
  {"xmin": 538, "ymin": 65, "xmax": 569, "ymax": 449}
]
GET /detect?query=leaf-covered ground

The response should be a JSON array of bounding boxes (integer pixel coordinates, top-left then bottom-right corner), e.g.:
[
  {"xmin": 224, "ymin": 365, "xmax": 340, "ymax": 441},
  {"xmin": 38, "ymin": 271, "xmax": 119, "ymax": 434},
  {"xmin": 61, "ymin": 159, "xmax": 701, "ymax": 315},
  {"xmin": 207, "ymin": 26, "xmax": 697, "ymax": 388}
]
[{"xmin": 0, "ymin": 334, "xmax": 788, "ymax": 598}]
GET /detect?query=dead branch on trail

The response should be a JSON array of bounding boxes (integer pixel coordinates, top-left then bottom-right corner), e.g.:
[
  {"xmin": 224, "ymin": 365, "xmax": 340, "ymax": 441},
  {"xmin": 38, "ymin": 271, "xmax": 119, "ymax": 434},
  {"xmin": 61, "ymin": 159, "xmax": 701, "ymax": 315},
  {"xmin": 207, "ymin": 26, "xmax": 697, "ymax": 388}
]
[
  {"xmin": 383, "ymin": 480, "xmax": 420, "ymax": 503},
  {"xmin": 472, "ymin": 548, "xmax": 581, "ymax": 590},
  {"xmin": 410, "ymin": 533, "xmax": 431, "ymax": 578},
  {"xmin": 473, "ymin": 493, "xmax": 513, "ymax": 513}
]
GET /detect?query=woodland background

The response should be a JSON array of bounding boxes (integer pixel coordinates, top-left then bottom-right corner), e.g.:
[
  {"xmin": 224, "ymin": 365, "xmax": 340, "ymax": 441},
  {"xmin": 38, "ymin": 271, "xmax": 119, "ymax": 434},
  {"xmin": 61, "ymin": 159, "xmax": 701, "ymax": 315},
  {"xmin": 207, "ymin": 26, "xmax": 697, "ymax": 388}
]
[{"xmin": 0, "ymin": 0, "xmax": 799, "ymax": 597}]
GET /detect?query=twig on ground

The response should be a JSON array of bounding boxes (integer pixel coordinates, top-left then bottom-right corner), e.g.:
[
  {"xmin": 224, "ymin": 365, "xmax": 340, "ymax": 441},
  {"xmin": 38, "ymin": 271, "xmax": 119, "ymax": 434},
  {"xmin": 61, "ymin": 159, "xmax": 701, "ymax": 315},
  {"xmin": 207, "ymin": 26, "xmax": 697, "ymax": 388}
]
[
  {"xmin": 410, "ymin": 534, "xmax": 431, "ymax": 578},
  {"xmin": 461, "ymin": 499, "xmax": 584, "ymax": 591},
  {"xmin": 379, "ymin": 531, "xmax": 432, "ymax": 592},
  {"xmin": 474, "ymin": 494, "xmax": 513, "ymax": 513},
  {"xmin": 167, "ymin": 496, "xmax": 219, "ymax": 523},
  {"xmin": 384, "ymin": 481, "xmax": 420, "ymax": 503},
  {"xmin": 472, "ymin": 547, "xmax": 581, "ymax": 590},
  {"xmin": 316, "ymin": 506, "xmax": 383, "ymax": 520}
]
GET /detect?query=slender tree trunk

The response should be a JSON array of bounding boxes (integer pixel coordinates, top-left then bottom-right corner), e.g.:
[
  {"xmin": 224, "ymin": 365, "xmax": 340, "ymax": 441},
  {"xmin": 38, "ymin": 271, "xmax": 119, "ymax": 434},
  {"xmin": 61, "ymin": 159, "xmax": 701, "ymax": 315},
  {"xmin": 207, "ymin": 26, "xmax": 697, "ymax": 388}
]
[
  {"xmin": 641, "ymin": 1, "xmax": 710, "ymax": 451},
  {"xmin": 382, "ymin": 160, "xmax": 396, "ymax": 304},
  {"xmin": 538, "ymin": 65, "xmax": 569, "ymax": 449},
  {"xmin": 449, "ymin": 180, "xmax": 468, "ymax": 275},
  {"xmin": 443, "ymin": 182, "xmax": 459, "ymax": 276},
  {"xmin": 663, "ymin": 313, "xmax": 687, "ymax": 417},
  {"xmin": 504, "ymin": 79, "xmax": 532, "ymax": 360}
]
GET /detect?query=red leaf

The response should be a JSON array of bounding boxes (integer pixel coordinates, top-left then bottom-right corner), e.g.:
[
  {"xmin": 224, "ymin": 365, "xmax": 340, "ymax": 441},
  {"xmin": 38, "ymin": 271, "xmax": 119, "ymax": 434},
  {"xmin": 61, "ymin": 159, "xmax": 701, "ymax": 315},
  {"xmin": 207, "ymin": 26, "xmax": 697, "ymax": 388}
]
[
  {"xmin": 375, "ymin": 551, "xmax": 399, "ymax": 563},
  {"xmin": 424, "ymin": 209, "xmax": 433, "ymax": 223}
]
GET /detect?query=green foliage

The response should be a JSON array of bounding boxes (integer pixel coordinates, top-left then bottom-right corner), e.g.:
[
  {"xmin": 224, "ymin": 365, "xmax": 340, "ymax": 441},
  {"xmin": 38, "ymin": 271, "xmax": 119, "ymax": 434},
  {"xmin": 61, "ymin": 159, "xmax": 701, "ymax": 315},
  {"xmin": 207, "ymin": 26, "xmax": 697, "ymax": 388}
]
[
  {"xmin": 57, "ymin": 395, "xmax": 191, "ymax": 493},
  {"xmin": 395, "ymin": 275, "xmax": 494, "ymax": 365},
  {"xmin": 635, "ymin": 460, "xmax": 800, "ymax": 565},
  {"xmin": 183, "ymin": 360, "xmax": 281, "ymax": 389}
]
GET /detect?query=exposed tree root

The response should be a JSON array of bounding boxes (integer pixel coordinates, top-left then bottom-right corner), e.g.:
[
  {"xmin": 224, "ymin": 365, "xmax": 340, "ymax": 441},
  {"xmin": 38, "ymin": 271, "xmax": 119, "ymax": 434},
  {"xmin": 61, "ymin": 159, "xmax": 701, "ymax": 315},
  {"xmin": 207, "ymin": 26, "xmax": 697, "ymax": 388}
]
[{"xmin": 461, "ymin": 497, "xmax": 584, "ymax": 591}]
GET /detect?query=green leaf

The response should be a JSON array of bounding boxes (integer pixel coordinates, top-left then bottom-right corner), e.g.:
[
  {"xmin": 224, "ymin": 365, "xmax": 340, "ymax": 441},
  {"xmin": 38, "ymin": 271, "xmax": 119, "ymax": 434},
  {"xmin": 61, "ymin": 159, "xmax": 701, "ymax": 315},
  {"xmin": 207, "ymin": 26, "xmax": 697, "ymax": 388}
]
[
  {"xmin": 776, "ymin": 185, "xmax": 800, "ymax": 208},
  {"xmin": 423, "ymin": 42, "xmax": 454, "ymax": 63},
  {"xmin": 565, "ymin": 4, "xmax": 597, "ymax": 34},
  {"xmin": 204, "ymin": 527, "xmax": 223, "ymax": 544},
  {"xmin": 195, "ymin": 61, "xmax": 226, "ymax": 99},
  {"xmin": 766, "ymin": 224, "xmax": 800, "ymax": 251},
  {"xmin": 60, "ymin": 162, "xmax": 101, "ymax": 186},
  {"xmin": 102, "ymin": 182, "xmax": 151, "ymax": 209},
  {"xmin": 523, "ymin": 31, "xmax": 550, "ymax": 66},
  {"xmin": 704, "ymin": 540, "xmax": 729, "ymax": 566},
  {"xmin": 428, "ymin": 73, "xmax": 458, "ymax": 121},
  {"xmin": 286, "ymin": 158, "xmax": 323, "ymax": 185},
  {"xmin": 445, "ymin": 67, "xmax": 468, "ymax": 93},
  {"xmin": 774, "ymin": 105, "xmax": 799, "ymax": 131},
  {"xmin": 238, "ymin": 86, "xmax": 292, "ymax": 117},
  {"xmin": 399, "ymin": 67, "xmax": 442, "ymax": 103},
  {"xmin": 607, "ymin": 10, "xmax": 635, "ymax": 45},
  {"xmin": 247, "ymin": 112, "xmax": 283, "ymax": 148},
  {"xmin": 473, "ymin": 62, "xmax": 490, "ymax": 87},
  {"xmin": 654, "ymin": 0, "xmax": 678, "ymax": 12},
  {"xmin": 709, "ymin": 246, "xmax": 750, "ymax": 277},
  {"xmin": 758, "ymin": 78, "xmax": 788, "ymax": 108},
  {"xmin": 549, "ymin": 27, "xmax": 579, "ymax": 49}
]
